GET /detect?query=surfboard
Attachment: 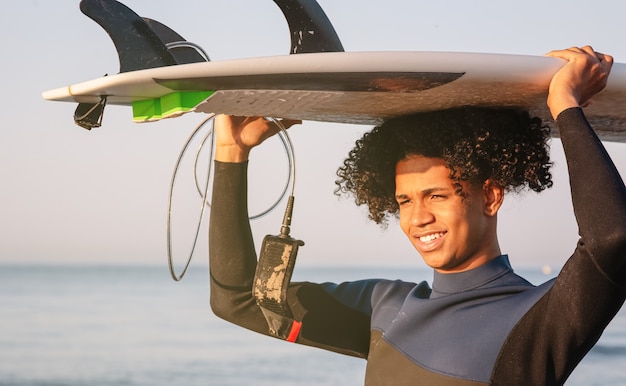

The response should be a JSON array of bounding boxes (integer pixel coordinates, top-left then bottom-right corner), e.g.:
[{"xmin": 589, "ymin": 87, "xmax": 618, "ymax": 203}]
[
  {"xmin": 42, "ymin": 52, "xmax": 626, "ymax": 142},
  {"xmin": 42, "ymin": 0, "xmax": 626, "ymax": 142}
]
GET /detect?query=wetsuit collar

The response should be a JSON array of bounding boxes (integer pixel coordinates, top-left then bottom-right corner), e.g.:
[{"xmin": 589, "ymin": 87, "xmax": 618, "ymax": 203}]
[{"xmin": 430, "ymin": 255, "xmax": 513, "ymax": 298}]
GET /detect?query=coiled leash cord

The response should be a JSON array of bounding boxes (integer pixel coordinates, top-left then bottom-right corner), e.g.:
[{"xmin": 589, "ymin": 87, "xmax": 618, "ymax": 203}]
[{"xmin": 167, "ymin": 115, "xmax": 296, "ymax": 281}]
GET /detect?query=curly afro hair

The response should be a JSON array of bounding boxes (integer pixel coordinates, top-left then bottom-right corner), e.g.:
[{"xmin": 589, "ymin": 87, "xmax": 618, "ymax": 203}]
[{"xmin": 335, "ymin": 107, "xmax": 553, "ymax": 225}]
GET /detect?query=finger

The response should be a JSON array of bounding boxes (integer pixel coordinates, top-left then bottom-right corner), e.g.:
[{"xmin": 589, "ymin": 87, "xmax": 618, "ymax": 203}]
[
  {"xmin": 277, "ymin": 118, "xmax": 302, "ymax": 130},
  {"xmin": 596, "ymin": 52, "xmax": 614, "ymax": 73},
  {"xmin": 545, "ymin": 46, "xmax": 597, "ymax": 60},
  {"xmin": 578, "ymin": 45, "xmax": 614, "ymax": 69},
  {"xmin": 596, "ymin": 52, "xmax": 613, "ymax": 63},
  {"xmin": 545, "ymin": 48, "xmax": 575, "ymax": 60},
  {"xmin": 582, "ymin": 46, "xmax": 614, "ymax": 66},
  {"xmin": 580, "ymin": 45, "xmax": 596, "ymax": 56},
  {"xmin": 265, "ymin": 118, "xmax": 302, "ymax": 131},
  {"xmin": 545, "ymin": 46, "xmax": 613, "ymax": 76}
]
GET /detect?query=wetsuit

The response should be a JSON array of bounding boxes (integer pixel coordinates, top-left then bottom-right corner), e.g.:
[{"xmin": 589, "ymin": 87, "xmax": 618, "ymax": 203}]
[{"xmin": 209, "ymin": 108, "xmax": 626, "ymax": 385}]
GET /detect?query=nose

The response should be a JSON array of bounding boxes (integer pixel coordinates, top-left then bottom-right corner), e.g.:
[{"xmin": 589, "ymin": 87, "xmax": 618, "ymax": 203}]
[{"xmin": 408, "ymin": 201, "xmax": 435, "ymax": 227}]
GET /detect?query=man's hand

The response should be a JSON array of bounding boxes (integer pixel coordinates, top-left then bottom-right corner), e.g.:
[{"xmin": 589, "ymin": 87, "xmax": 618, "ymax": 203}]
[
  {"xmin": 546, "ymin": 46, "xmax": 613, "ymax": 119},
  {"xmin": 214, "ymin": 115, "xmax": 301, "ymax": 162}
]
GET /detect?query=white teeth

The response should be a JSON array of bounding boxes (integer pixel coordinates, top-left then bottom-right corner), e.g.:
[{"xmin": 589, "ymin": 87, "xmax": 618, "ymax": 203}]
[{"xmin": 419, "ymin": 232, "xmax": 444, "ymax": 243}]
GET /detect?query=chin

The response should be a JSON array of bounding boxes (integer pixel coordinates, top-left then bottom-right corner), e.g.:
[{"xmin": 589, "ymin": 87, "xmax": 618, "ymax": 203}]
[
  {"xmin": 419, "ymin": 253, "xmax": 448, "ymax": 267},
  {"xmin": 424, "ymin": 259, "xmax": 454, "ymax": 271},
  {"xmin": 423, "ymin": 256, "xmax": 466, "ymax": 273}
]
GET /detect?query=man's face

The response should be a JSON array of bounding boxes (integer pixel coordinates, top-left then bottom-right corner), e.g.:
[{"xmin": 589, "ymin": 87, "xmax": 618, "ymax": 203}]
[{"xmin": 395, "ymin": 155, "xmax": 502, "ymax": 273}]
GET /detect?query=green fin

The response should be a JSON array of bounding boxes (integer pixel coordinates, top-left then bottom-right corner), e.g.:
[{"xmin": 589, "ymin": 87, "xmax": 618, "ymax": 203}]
[{"xmin": 132, "ymin": 91, "xmax": 214, "ymax": 122}]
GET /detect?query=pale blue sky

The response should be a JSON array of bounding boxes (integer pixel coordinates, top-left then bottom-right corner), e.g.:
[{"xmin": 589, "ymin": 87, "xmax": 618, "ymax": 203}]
[{"xmin": 2, "ymin": 0, "xmax": 625, "ymax": 269}]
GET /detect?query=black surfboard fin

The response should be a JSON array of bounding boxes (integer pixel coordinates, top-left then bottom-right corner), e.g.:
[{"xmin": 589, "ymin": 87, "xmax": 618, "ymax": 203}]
[
  {"xmin": 273, "ymin": 0, "xmax": 344, "ymax": 54},
  {"xmin": 79, "ymin": 0, "xmax": 178, "ymax": 73},
  {"xmin": 143, "ymin": 18, "xmax": 210, "ymax": 64},
  {"xmin": 75, "ymin": 0, "xmax": 172, "ymax": 129},
  {"xmin": 75, "ymin": 0, "xmax": 209, "ymax": 129}
]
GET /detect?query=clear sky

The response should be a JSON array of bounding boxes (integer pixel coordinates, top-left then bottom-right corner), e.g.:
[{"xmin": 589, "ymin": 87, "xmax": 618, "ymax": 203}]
[{"xmin": 2, "ymin": 0, "xmax": 625, "ymax": 270}]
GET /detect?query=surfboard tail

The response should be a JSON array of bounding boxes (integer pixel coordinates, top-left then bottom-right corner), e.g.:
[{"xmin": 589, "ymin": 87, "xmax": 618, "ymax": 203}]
[
  {"xmin": 75, "ymin": 0, "xmax": 210, "ymax": 129},
  {"xmin": 71, "ymin": 0, "xmax": 345, "ymax": 129}
]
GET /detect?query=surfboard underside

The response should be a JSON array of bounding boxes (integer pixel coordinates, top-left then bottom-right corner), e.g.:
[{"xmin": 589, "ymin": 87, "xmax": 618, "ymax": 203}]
[{"xmin": 43, "ymin": 52, "xmax": 626, "ymax": 142}]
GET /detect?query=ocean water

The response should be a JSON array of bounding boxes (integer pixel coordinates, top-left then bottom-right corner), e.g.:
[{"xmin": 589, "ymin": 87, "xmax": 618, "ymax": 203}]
[{"xmin": 1, "ymin": 264, "xmax": 625, "ymax": 386}]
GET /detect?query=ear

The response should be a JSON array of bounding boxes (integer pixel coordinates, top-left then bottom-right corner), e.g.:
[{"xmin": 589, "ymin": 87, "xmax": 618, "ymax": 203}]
[{"xmin": 482, "ymin": 180, "xmax": 504, "ymax": 217}]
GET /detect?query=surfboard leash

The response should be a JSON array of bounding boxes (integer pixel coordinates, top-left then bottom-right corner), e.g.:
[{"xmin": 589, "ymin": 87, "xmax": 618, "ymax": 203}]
[
  {"xmin": 252, "ymin": 118, "xmax": 305, "ymax": 341},
  {"xmin": 166, "ymin": 116, "xmax": 300, "ymax": 287},
  {"xmin": 166, "ymin": 114, "xmax": 216, "ymax": 282}
]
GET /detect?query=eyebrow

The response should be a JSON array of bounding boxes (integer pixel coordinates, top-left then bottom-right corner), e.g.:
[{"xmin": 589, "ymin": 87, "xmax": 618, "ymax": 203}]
[
  {"xmin": 395, "ymin": 187, "xmax": 450, "ymax": 200},
  {"xmin": 395, "ymin": 193, "xmax": 409, "ymax": 201}
]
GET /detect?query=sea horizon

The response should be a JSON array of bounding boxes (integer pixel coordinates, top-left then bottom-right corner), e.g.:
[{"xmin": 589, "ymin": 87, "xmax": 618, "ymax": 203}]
[{"xmin": 2, "ymin": 263, "xmax": 623, "ymax": 385}]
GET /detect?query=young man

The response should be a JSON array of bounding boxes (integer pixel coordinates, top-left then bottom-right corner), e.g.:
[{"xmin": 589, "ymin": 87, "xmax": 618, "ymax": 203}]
[{"xmin": 208, "ymin": 47, "xmax": 626, "ymax": 385}]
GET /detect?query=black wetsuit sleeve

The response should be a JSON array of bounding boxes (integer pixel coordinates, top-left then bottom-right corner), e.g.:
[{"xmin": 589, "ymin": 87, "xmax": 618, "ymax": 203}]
[
  {"xmin": 491, "ymin": 108, "xmax": 626, "ymax": 385},
  {"xmin": 209, "ymin": 161, "xmax": 372, "ymax": 357},
  {"xmin": 558, "ymin": 108, "xmax": 626, "ymax": 283}
]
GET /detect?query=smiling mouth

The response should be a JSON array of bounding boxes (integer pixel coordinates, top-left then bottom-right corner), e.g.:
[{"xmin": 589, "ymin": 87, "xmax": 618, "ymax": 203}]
[{"xmin": 418, "ymin": 232, "xmax": 446, "ymax": 243}]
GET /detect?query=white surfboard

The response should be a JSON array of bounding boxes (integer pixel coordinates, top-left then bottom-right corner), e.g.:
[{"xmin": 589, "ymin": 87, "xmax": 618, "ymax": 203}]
[
  {"xmin": 43, "ymin": 0, "xmax": 626, "ymax": 142},
  {"xmin": 43, "ymin": 51, "xmax": 626, "ymax": 142}
]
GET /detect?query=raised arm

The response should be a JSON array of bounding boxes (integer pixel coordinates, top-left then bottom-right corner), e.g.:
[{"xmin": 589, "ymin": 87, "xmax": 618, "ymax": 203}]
[
  {"xmin": 546, "ymin": 46, "xmax": 626, "ymax": 282},
  {"xmin": 208, "ymin": 115, "xmax": 374, "ymax": 357},
  {"xmin": 492, "ymin": 47, "xmax": 626, "ymax": 384},
  {"xmin": 209, "ymin": 115, "xmax": 299, "ymax": 333}
]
